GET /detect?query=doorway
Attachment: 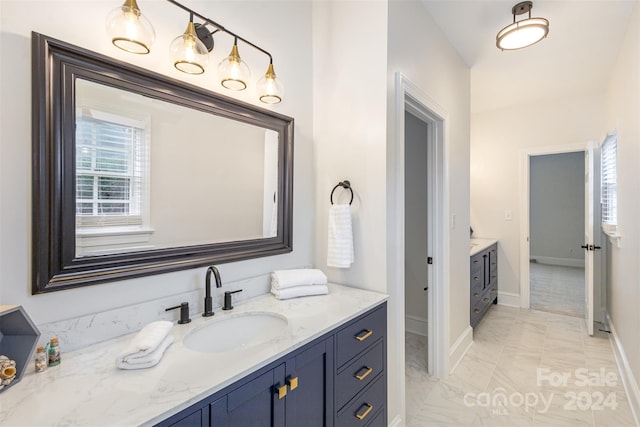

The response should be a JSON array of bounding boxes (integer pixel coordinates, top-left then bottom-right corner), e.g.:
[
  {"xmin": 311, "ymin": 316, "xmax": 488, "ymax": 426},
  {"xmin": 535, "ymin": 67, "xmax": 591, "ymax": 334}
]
[
  {"xmin": 391, "ymin": 73, "xmax": 450, "ymax": 424},
  {"xmin": 404, "ymin": 110, "xmax": 431, "ymax": 372},
  {"xmin": 519, "ymin": 143, "xmax": 603, "ymax": 335},
  {"xmin": 529, "ymin": 151, "xmax": 585, "ymax": 318}
]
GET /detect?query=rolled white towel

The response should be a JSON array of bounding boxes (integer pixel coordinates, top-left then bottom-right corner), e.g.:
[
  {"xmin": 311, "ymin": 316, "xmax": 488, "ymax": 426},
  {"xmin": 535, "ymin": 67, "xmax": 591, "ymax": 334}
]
[
  {"xmin": 271, "ymin": 284, "xmax": 329, "ymax": 300},
  {"xmin": 271, "ymin": 269, "xmax": 327, "ymax": 290},
  {"xmin": 116, "ymin": 320, "xmax": 173, "ymax": 369},
  {"xmin": 117, "ymin": 335, "xmax": 174, "ymax": 370}
]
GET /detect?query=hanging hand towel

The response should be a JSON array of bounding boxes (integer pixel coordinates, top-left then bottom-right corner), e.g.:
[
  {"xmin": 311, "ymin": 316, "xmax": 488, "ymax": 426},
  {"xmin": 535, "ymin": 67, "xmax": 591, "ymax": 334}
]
[
  {"xmin": 327, "ymin": 204, "xmax": 354, "ymax": 268},
  {"xmin": 271, "ymin": 284, "xmax": 329, "ymax": 300},
  {"xmin": 271, "ymin": 269, "xmax": 328, "ymax": 290}
]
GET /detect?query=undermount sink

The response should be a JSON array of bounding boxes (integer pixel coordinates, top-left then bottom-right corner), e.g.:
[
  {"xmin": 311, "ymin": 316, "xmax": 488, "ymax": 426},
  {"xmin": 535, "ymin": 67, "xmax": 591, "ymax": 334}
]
[{"xmin": 184, "ymin": 312, "xmax": 288, "ymax": 353}]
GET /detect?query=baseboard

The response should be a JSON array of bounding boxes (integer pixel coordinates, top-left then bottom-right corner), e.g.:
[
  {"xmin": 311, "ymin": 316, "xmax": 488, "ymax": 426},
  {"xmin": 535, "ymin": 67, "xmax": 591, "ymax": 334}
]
[
  {"xmin": 405, "ymin": 314, "xmax": 427, "ymax": 336},
  {"xmin": 388, "ymin": 415, "xmax": 402, "ymax": 427},
  {"xmin": 449, "ymin": 325, "xmax": 473, "ymax": 374},
  {"xmin": 530, "ymin": 256, "xmax": 585, "ymax": 268},
  {"xmin": 497, "ymin": 291, "xmax": 521, "ymax": 308},
  {"xmin": 605, "ymin": 311, "xmax": 640, "ymax": 426}
]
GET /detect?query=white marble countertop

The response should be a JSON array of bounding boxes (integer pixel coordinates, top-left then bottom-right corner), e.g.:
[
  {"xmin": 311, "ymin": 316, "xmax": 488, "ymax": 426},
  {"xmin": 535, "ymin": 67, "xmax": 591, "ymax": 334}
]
[
  {"xmin": 0, "ymin": 284, "xmax": 387, "ymax": 426},
  {"xmin": 470, "ymin": 238, "xmax": 498, "ymax": 256}
]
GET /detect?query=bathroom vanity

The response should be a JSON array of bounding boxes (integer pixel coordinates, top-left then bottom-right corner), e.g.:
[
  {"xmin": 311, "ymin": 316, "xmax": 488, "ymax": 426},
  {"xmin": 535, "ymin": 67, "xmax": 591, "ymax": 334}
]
[
  {"xmin": 470, "ymin": 239, "xmax": 498, "ymax": 328},
  {"xmin": 0, "ymin": 284, "xmax": 387, "ymax": 426}
]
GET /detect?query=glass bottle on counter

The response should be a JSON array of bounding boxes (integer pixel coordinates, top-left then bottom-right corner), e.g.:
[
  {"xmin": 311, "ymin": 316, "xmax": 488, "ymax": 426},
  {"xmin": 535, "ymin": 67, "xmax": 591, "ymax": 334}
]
[
  {"xmin": 34, "ymin": 346, "xmax": 47, "ymax": 373},
  {"xmin": 48, "ymin": 337, "xmax": 61, "ymax": 367}
]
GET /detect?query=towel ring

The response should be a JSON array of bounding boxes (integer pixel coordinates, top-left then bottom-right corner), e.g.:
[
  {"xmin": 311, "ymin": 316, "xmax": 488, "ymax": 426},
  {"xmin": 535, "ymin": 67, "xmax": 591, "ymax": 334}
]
[{"xmin": 330, "ymin": 180, "xmax": 354, "ymax": 205}]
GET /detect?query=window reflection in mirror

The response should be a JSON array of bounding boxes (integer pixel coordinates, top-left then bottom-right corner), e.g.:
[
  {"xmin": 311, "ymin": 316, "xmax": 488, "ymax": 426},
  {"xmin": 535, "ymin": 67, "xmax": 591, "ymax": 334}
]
[{"xmin": 74, "ymin": 79, "xmax": 279, "ymax": 257}]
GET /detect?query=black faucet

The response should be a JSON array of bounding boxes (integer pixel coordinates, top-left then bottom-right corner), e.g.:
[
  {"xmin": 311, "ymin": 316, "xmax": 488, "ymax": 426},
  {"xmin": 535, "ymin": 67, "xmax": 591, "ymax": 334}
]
[{"xmin": 204, "ymin": 266, "xmax": 222, "ymax": 317}]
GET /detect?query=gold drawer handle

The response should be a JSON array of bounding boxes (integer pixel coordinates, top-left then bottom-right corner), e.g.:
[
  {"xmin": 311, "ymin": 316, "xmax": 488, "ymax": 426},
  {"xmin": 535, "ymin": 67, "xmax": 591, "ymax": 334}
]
[
  {"xmin": 355, "ymin": 403, "xmax": 373, "ymax": 420},
  {"xmin": 473, "ymin": 293, "xmax": 480, "ymax": 298},
  {"xmin": 474, "ymin": 308, "xmax": 480, "ymax": 314},
  {"xmin": 355, "ymin": 366, "xmax": 373, "ymax": 381},
  {"xmin": 483, "ymin": 297, "xmax": 489, "ymax": 302},
  {"xmin": 287, "ymin": 376, "xmax": 298, "ymax": 391},
  {"xmin": 276, "ymin": 384, "xmax": 287, "ymax": 400},
  {"xmin": 355, "ymin": 329, "xmax": 373, "ymax": 342},
  {"xmin": 473, "ymin": 276, "xmax": 480, "ymax": 281}
]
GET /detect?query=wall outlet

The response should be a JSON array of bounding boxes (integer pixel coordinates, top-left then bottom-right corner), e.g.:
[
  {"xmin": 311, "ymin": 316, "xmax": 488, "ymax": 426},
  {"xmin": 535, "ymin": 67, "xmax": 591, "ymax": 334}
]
[{"xmin": 504, "ymin": 210, "xmax": 512, "ymax": 221}]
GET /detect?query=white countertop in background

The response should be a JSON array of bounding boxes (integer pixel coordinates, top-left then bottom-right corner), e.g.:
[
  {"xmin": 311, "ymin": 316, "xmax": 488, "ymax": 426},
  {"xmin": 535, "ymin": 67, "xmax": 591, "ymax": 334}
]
[
  {"xmin": 0, "ymin": 284, "xmax": 387, "ymax": 426},
  {"xmin": 470, "ymin": 238, "xmax": 498, "ymax": 256}
]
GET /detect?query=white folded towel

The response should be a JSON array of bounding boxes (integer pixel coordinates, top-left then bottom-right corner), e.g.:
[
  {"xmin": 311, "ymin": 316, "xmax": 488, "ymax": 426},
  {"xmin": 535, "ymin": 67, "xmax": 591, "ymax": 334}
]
[
  {"xmin": 117, "ymin": 336, "xmax": 174, "ymax": 370},
  {"xmin": 271, "ymin": 284, "xmax": 329, "ymax": 300},
  {"xmin": 271, "ymin": 269, "xmax": 328, "ymax": 290},
  {"xmin": 327, "ymin": 204, "xmax": 354, "ymax": 268},
  {"xmin": 116, "ymin": 320, "xmax": 174, "ymax": 370}
]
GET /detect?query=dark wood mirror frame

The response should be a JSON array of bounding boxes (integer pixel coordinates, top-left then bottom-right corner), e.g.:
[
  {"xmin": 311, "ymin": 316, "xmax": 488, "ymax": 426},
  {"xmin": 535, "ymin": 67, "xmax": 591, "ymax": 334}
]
[{"xmin": 31, "ymin": 32, "xmax": 294, "ymax": 294}]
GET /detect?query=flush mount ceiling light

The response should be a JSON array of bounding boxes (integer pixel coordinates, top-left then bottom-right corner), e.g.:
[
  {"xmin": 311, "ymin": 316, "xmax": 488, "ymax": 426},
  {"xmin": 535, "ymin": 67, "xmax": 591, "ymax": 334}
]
[
  {"xmin": 496, "ymin": 1, "xmax": 549, "ymax": 51},
  {"xmin": 107, "ymin": 0, "xmax": 285, "ymax": 104}
]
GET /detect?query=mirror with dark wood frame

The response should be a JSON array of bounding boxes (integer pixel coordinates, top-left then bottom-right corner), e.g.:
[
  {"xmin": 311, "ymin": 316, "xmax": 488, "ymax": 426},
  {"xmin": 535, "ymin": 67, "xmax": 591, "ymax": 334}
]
[{"xmin": 31, "ymin": 32, "xmax": 294, "ymax": 294}]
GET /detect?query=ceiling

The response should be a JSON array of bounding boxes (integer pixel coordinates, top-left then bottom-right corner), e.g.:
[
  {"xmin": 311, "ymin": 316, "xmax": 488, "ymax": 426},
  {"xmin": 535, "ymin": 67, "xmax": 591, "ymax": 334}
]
[{"xmin": 420, "ymin": 0, "xmax": 637, "ymax": 113}]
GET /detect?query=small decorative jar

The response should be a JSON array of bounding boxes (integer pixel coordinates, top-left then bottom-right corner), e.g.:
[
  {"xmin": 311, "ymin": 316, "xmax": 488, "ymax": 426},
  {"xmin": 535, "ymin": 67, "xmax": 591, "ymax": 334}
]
[
  {"xmin": 34, "ymin": 346, "xmax": 47, "ymax": 373},
  {"xmin": 48, "ymin": 337, "xmax": 61, "ymax": 367}
]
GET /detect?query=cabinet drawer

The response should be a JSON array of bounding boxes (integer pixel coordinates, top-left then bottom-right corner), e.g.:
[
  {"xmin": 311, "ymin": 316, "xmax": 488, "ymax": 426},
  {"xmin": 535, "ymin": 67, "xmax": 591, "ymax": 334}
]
[
  {"xmin": 336, "ymin": 340, "xmax": 384, "ymax": 410},
  {"xmin": 337, "ymin": 375, "xmax": 385, "ymax": 427},
  {"xmin": 365, "ymin": 408, "xmax": 386, "ymax": 427},
  {"xmin": 336, "ymin": 305, "xmax": 386, "ymax": 367}
]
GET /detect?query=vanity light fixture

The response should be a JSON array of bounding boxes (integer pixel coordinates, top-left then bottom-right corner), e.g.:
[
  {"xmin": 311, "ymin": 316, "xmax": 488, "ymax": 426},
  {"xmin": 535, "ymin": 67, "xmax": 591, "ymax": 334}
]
[
  {"xmin": 169, "ymin": 14, "xmax": 209, "ymax": 74},
  {"xmin": 218, "ymin": 38, "xmax": 251, "ymax": 90},
  {"xmin": 257, "ymin": 62, "xmax": 284, "ymax": 104},
  {"xmin": 496, "ymin": 1, "xmax": 549, "ymax": 51},
  {"xmin": 106, "ymin": 0, "xmax": 285, "ymax": 104},
  {"xmin": 106, "ymin": 0, "xmax": 156, "ymax": 54}
]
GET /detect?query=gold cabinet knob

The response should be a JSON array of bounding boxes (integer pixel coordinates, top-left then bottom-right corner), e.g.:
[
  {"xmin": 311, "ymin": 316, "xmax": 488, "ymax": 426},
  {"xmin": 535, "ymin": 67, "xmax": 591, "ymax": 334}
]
[
  {"xmin": 287, "ymin": 376, "xmax": 298, "ymax": 391},
  {"xmin": 276, "ymin": 384, "xmax": 287, "ymax": 400}
]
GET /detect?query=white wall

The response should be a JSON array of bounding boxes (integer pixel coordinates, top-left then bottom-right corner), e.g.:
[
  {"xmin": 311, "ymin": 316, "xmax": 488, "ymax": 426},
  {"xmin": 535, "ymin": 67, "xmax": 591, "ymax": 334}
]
[
  {"xmin": 471, "ymin": 92, "xmax": 606, "ymax": 296},
  {"xmin": 312, "ymin": 0, "xmax": 392, "ymax": 416},
  {"xmin": 387, "ymin": 0, "xmax": 471, "ymax": 352},
  {"xmin": 530, "ymin": 151, "xmax": 585, "ymax": 265},
  {"xmin": 404, "ymin": 112, "xmax": 428, "ymax": 322},
  {"xmin": 0, "ymin": 1, "xmax": 314, "ymax": 324},
  {"xmin": 605, "ymin": 0, "xmax": 640, "ymax": 395}
]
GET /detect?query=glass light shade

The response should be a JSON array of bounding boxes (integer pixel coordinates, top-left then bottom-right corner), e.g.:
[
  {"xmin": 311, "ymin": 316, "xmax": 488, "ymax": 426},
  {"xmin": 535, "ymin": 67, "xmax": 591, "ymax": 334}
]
[
  {"xmin": 257, "ymin": 64, "xmax": 284, "ymax": 104},
  {"xmin": 218, "ymin": 44, "xmax": 251, "ymax": 91},
  {"xmin": 170, "ymin": 21, "xmax": 209, "ymax": 75},
  {"xmin": 106, "ymin": 0, "xmax": 155, "ymax": 54},
  {"xmin": 496, "ymin": 17, "xmax": 549, "ymax": 50}
]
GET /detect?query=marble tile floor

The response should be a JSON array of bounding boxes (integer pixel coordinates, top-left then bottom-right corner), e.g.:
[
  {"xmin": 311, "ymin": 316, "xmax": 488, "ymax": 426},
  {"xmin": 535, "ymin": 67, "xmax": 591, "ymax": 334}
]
[
  {"xmin": 405, "ymin": 305, "xmax": 637, "ymax": 426},
  {"xmin": 530, "ymin": 262, "xmax": 585, "ymax": 318}
]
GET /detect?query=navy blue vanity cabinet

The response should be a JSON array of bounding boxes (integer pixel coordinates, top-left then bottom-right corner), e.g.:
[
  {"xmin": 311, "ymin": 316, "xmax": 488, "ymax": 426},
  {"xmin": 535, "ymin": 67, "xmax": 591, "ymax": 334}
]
[
  {"xmin": 334, "ymin": 304, "xmax": 387, "ymax": 426},
  {"xmin": 470, "ymin": 243, "xmax": 498, "ymax": 328},
  {"xmin": 156, "ymin": 302, "xmax": 387, "ymax": 427},
  {"xmin": 207, "ymin": 337, "xmax": 334, "ymax": 427}
]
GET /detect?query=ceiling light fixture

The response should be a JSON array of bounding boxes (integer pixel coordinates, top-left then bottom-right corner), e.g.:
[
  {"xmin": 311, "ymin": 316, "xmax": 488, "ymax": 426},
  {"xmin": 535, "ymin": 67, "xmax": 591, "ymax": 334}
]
[
  {"xmin": 496, "ymin": 1, "xmax": 549, "ymax": 51},
  {"xmin": 107, "ymin": 0, "xmax": 285, "ymax": 104}
]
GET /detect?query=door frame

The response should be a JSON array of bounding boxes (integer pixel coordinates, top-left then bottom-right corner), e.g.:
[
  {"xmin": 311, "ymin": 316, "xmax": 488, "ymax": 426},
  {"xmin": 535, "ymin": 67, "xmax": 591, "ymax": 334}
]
[
  {"xmin": 518, "ymin": 142, "xmax": 600, "ymax": 316},
  {"xmin": 391, "ymin": 72, "xmax": 450, "ymax": 423}
]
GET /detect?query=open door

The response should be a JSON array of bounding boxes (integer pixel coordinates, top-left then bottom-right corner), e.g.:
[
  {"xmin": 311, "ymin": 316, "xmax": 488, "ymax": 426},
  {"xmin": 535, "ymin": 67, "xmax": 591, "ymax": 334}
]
[{"xmin": 583, "ymin": 143, "xmax": 596, "ymax": 336}]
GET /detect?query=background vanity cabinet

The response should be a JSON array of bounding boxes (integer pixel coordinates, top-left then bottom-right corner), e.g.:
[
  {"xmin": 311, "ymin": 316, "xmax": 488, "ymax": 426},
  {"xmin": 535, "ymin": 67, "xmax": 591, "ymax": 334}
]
[
  {"xmin": 156, "ymin": 303, "xmax": 387, "ymax": 427},
  {"xmin": 470, "ymin": 243, "xmax": 498, "ymax": 328}
]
